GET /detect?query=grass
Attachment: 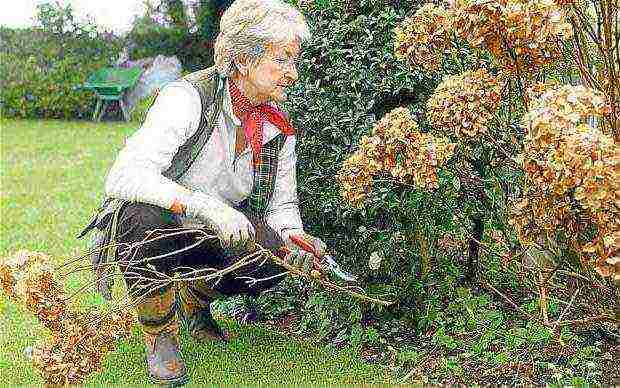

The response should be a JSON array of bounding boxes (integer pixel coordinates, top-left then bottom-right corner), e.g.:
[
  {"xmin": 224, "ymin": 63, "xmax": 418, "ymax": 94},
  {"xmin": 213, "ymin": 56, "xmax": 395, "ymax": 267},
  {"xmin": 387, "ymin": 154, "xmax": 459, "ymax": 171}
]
[{"xmin": 0, "ymin": 119, "xmax": 391, "ymax": 385}]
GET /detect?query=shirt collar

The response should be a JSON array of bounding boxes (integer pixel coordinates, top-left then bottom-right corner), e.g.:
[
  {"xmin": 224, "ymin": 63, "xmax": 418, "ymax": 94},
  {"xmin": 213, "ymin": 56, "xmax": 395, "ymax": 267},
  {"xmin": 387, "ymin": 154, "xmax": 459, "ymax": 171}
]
[{"xmin": 222, "ymin": 78, "xmax": 280, "ymax": 145}]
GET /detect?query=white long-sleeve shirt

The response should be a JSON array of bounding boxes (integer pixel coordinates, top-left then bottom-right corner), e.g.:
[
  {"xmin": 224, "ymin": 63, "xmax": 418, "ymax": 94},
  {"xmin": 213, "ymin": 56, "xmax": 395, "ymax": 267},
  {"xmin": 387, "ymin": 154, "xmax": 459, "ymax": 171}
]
[{"xmin": 104, "ymin": 78, "xmax": 305, "ymax": 240}]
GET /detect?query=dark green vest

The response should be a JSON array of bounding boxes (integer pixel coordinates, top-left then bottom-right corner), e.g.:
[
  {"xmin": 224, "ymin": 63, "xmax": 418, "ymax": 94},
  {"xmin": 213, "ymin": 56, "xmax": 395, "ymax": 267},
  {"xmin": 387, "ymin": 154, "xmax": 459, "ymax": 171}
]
[{"xmin": 165, "ymin": 67, "xmax": 287, "ymax": 217}]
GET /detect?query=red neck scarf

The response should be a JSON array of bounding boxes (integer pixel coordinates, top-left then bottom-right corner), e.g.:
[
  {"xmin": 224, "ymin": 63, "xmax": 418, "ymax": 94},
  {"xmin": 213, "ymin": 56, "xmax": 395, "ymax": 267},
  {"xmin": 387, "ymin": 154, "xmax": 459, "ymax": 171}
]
[{"xmin": 229, "ymin": 81, "xmax": 295, "ymax": 166}]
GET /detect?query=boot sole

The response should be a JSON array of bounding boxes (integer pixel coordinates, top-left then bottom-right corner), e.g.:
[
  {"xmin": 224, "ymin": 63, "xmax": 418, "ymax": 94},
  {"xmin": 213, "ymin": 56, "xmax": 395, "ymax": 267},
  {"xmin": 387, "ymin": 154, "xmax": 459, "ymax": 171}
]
[{"xmin": 148, "ymin": 371, "xmax": 189, "ymax": 387}]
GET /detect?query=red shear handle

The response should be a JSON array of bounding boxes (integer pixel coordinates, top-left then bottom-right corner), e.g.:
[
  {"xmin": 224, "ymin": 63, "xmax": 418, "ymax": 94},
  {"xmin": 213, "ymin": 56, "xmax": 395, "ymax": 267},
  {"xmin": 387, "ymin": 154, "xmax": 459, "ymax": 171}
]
[
  {"xmin": 290, "ymin": 234, "xmax": 319, "ymax": 257},
  {"xmin": 279, "ymin": 235, "xmax": 322, "ymax": 272}
]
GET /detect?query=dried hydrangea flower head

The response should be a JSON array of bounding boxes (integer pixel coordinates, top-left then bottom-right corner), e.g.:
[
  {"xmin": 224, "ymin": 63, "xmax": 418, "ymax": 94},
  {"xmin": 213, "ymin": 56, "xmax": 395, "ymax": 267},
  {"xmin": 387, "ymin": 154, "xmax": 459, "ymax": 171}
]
[
  {"xmin": 450, "ymin": 0, "xmax": 572, "ymax": 74},
  {"xmin": 0, "ymin": 250, "xmax": 134, "ymax": 385},
  {"xmin": 394, "ymin": 3, "xmax": 452, "ymax": 72},
  {"xmin": 396, "ymin": 1, "xmax": 573, "ymax": 76},
  {"xmin": 339, "ymin": 108, "xmax": 455, "ymax": 207},
  {"xmin": 512, "ymin": 85, "xmax": 618, "ymax": 279},
  {"xmin": 426, "ymin": 68, "xmax": 502, "ymax": 138}
]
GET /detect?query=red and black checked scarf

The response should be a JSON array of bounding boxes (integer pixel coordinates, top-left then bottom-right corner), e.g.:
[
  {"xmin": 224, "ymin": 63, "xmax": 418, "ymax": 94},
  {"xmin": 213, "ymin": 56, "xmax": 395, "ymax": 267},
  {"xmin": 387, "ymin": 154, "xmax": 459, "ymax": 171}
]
[{"xmin": 229, "ymin": 81, "xmax": 295, "ymax": 166}]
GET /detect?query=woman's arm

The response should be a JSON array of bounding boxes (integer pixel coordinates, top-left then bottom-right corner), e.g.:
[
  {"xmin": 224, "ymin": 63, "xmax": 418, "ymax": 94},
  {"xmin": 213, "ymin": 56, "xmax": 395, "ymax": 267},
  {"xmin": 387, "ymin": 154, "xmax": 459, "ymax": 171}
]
[
  {"xmin": 104, "ymin": 81, "xmax": 200, "ymax": 209},
  {"xmin": 265, "ymin": 135, "xmax": 305, "ymax": 241}
]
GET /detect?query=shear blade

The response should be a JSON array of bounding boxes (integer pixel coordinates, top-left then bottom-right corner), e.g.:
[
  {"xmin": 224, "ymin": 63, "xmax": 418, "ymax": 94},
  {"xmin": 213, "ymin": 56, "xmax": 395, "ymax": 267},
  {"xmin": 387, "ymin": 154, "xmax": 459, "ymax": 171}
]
[{"xmin": 324, "ymin": 256, "xmax": 357, "ymax": 282}]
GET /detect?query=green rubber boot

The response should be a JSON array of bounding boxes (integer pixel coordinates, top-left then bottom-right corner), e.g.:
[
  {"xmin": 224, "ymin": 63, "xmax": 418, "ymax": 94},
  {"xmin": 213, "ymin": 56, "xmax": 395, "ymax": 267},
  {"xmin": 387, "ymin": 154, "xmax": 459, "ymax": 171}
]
[
  {"xmin": 136, "ymin": 286, "xmax": 189, "ymax": 386},
  {"xmin": 177, "ymin": 280, "xmax": 230, "ymax": 342}
]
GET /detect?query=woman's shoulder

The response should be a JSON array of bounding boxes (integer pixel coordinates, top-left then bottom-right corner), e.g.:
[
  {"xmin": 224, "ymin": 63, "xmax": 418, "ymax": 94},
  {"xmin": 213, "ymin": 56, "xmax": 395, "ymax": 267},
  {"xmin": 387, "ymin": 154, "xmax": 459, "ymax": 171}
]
[
  {"xmin": 182, "ymin": 66, "xmax": 219, "ymax": 84},
  {"xmin": 179, "ymin": 66, "xmax": 223, "ymax": 106}
]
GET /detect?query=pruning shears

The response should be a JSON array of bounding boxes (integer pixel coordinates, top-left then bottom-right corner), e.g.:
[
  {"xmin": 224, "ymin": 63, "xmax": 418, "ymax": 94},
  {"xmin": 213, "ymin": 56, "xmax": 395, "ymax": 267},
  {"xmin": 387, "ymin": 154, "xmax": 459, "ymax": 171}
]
[{"xmin": 288, "ymin": 235, "xmax": 358, "ymax": 283}]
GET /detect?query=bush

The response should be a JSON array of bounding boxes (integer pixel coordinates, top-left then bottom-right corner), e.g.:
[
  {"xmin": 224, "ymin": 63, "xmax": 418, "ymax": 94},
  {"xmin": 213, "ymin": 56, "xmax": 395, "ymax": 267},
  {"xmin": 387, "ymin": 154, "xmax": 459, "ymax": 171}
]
[
  {"xmin": 346, "ymin": 0, "xmax": 619, "ymax": 311},
  {"xmin": 273, "ymin": 0, "xmax": 618, "ymax": 361},
  {"xmin": 274, "ymin": 0, "xmax": 461, "ymax": 340},
  {"xmin": 128, "ymin": 21, "xmax": 199, "ymax": 69},
  {"xmin": 0, "ymin": 3, "xmax": 122, "ymax": 119}
]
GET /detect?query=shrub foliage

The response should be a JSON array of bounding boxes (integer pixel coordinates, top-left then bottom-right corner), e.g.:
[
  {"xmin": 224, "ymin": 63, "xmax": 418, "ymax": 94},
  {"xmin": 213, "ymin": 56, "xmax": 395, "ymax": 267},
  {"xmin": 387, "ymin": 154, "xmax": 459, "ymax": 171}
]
[
  {"xmin": 281, "ymin": 0, "xmax": 461, "ymax": 339},
  {"xmin": 278, "ymin": 0, "xmax": 619, "ymax": 367},
  {"xmin": 337, "ymin": 0, "xmax": 618, "ymax": 329},
  {"xmin": 0, "ymin": 3, "xmax": 122, "ymax": 119}
]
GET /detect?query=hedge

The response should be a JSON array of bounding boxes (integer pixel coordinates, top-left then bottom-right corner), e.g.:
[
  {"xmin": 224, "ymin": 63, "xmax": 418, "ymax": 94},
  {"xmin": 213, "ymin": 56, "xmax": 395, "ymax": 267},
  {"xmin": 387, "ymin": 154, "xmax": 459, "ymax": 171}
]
[{"xmin": 0, "ymin": 27, "xmax": 122, "ymax": 120}]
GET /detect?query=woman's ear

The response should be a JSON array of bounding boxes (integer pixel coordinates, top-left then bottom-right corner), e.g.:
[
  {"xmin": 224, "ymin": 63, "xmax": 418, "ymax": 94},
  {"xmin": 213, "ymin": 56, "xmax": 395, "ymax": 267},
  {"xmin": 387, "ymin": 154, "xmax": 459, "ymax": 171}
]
[{"xmin": 234, "ymin": 54, "xmax": 251, "ymax": 77}]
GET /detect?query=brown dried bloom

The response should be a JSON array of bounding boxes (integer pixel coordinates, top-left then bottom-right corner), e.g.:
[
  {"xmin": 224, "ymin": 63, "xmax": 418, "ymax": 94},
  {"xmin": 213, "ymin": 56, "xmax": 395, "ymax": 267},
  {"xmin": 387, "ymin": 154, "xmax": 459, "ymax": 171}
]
[
  {"xmin": 339, "ymin": 151, "xmax": 376, "ymax": 208},
  {"xmin": 394, "ymin": 3, "xmax": 452, "ymax": 72},
  {"xmin": 449, "ymin": 0, "xmax": 573, "ymax": 75},
  {"xmin": 426, "ymin": 68, "xmax": 502, "ymax": 138},
  {"xmin": 523, "ymin": 84, "xmax": 611, "ymax": 144},
  {"xmin": 0, "ymin": 250, "xmax": 135, "ymax": 385},
  {"xmin": 511, "ymin": 85, "xmax": 618, "ymax": 280},
  {"xmin": 339, "ymin": 108, "xmax": 455, "ymax": 206}
]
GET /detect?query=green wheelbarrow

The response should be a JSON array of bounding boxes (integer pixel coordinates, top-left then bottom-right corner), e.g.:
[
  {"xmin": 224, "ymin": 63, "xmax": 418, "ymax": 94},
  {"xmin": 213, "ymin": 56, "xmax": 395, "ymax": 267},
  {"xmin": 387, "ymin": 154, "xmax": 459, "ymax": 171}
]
[{"xmin": 82, "ymin": 67, "xmax": 143, "ymax": 122}]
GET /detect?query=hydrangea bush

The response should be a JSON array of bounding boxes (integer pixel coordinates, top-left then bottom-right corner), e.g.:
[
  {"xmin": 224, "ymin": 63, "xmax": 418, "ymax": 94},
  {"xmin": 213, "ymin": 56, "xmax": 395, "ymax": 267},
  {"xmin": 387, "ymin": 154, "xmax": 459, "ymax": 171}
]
[{"xmin": 339, "ymin": 0, "xmax": 619, "ymax": 328}]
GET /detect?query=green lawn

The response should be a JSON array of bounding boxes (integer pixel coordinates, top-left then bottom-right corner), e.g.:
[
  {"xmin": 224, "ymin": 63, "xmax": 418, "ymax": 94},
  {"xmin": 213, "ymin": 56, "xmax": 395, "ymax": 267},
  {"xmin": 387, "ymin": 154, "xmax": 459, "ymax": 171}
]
[{"xmin": 0, "ymin": 119, "xmax": 391, "ymax": 385}]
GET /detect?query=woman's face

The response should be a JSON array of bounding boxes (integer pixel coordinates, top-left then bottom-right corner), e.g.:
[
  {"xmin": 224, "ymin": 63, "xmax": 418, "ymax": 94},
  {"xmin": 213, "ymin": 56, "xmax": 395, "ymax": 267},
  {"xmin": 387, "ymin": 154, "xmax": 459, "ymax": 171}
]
[{"xmin": 244, "ymin": 38, "xmax": 300, "ymax": 104}]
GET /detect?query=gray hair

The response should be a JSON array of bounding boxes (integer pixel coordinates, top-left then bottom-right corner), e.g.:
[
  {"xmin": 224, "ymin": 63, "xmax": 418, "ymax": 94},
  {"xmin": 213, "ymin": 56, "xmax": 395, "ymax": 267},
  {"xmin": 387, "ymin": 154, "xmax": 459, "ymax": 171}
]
[{"xmin": 214, "ymin": 0, "xmax": 310, "ymax": 77}]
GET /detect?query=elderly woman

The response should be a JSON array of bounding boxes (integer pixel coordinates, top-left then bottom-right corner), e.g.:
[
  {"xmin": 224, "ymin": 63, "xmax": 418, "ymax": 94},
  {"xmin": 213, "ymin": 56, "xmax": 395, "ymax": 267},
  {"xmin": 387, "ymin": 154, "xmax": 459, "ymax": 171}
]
[{"xmin": 89, "ymin": 0, "xmax": 326, "ymax": 384}]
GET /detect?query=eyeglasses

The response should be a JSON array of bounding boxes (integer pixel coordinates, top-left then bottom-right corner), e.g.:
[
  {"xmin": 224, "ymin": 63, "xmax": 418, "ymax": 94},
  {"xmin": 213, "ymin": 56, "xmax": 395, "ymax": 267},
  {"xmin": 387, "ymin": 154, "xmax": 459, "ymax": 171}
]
[{"xmin": 269, "ymin": 54, "xmax": 300, "ymax": 70}]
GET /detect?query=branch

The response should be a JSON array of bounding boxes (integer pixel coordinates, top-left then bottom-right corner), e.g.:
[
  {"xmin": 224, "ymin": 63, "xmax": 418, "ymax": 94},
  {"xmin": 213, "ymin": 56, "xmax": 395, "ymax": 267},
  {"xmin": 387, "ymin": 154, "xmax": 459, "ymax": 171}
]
[
  {"xmin": 483, "ymin": 131, "xmax": 522, "ymax": 171},
  {"xmin": 267, "ymin": 252, "xmax": 394, "ymax": 306},
  {"xmin": 70, "ymin": 227, "xmax": 394, "ymax": 307},
  {"xmin": 552, "ymin": 286, "xmax": 583, "ymax": 328},
  {"xmin": 235, "ymin": 272, "xmax": 288, "ymax": 287},
  {"xmin": 553, "ymin": 314, "xmax": 617, "ymax": 327},
  {"xmin": 480, "ymin": 279, "xmax": 537, "ymax": 322}
]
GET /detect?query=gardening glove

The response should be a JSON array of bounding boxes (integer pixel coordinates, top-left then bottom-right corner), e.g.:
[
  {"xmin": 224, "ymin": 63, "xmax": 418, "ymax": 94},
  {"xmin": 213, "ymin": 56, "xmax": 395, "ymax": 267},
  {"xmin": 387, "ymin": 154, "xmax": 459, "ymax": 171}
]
[
  {"xmin": 185, "ymin": 191, "xmax": 255, "ymax": 249},
  {"xmin": 284, "ymin": 249, "xmax": 315, "ymax": 273},
  {"xmin": 282, "ymin": 232, "xmax": 328, "ymax": 273}
]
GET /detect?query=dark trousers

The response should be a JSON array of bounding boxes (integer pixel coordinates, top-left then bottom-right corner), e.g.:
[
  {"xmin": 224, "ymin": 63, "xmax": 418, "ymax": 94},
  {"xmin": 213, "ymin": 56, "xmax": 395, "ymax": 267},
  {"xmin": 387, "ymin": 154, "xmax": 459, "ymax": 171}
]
[{"xmin": 115, "ymin": 202, "xmax": 287, "ymax": 300}]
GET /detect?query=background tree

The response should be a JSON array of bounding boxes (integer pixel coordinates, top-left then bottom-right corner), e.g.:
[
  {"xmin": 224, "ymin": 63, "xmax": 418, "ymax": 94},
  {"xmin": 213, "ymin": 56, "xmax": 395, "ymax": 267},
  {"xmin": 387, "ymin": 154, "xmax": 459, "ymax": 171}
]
[{"xmin": 127, "ymin": 0, "xmax": 234, "ymax": 71}]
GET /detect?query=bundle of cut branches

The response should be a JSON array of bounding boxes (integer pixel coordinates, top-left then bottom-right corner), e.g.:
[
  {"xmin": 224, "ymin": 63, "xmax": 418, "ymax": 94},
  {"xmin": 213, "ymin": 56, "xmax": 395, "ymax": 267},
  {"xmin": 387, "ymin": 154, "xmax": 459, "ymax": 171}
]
[{"xmin": 0, "ymin": 229, "xmax": 392, "ymax": 385}]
